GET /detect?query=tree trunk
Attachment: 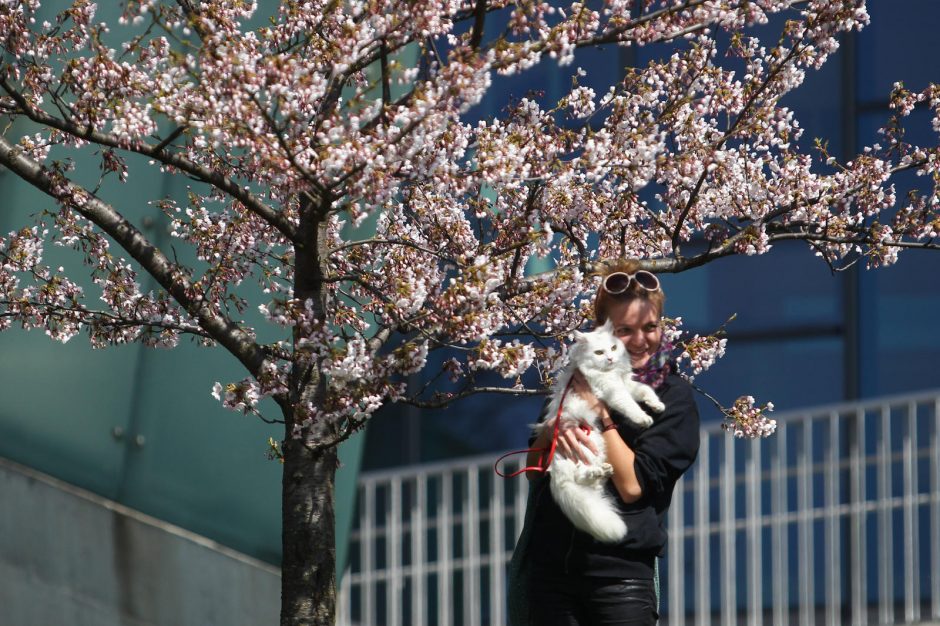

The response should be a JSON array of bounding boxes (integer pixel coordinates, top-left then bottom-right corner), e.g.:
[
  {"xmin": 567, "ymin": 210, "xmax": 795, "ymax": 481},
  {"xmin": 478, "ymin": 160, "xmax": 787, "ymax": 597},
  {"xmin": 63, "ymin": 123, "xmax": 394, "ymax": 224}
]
[
  {"xmin": 280, "ymin": 435, "xmax": 337, "ymax": 626},
  {"xmin": 281, "ymin": 191, "xmax": 336, "ymax": 624}
]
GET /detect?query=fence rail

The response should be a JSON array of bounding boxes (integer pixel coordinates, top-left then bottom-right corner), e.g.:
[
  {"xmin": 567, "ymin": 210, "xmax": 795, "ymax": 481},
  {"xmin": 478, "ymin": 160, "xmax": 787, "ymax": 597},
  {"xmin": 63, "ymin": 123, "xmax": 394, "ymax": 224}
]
[{"xmin": 339, "ymin": 390, "xmax": 940, "ymax": 626}]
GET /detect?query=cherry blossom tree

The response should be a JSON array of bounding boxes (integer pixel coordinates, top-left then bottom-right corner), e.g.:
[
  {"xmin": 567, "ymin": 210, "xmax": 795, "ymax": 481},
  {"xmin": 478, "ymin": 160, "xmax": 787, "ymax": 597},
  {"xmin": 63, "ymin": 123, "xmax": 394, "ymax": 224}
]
[{"xmin": 2, "ymin": 0, "xmax": 939, "ymax": 623}]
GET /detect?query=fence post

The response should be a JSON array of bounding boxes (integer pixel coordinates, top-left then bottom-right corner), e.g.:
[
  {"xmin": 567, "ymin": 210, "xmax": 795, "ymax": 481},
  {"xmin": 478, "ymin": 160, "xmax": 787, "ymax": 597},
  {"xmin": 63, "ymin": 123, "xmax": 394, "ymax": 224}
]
[
  {"xmin": 848, "ymin": 408, "xmax": 867, "ymax": 626},
  {"xmin": 695, "ymin": 436, "xmax": 711, "ymax": 626},
  {"xmin": 825, "ymin": 411, "xmax": 841, "ymax": 626}
]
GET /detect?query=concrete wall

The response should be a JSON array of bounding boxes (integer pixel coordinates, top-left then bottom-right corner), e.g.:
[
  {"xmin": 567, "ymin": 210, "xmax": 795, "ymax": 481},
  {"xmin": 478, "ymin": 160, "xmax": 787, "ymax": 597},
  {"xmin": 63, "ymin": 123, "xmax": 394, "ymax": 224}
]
[{"xmin": 0, "ymin": 456, "xmax": 280, "ymax": 626}]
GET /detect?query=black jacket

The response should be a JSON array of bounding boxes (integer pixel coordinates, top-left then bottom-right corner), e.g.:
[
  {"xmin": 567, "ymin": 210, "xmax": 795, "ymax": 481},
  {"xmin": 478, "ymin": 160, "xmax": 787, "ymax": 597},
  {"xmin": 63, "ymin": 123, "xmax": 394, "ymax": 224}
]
[{"xmin": 527, "ymin": 371, "xmax": 700, "ymax": 579}]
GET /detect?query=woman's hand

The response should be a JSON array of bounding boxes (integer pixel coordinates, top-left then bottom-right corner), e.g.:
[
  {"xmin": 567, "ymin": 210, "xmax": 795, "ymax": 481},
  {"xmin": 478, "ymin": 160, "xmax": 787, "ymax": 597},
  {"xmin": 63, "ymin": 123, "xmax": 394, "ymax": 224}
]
[
  {"xmin": 552, "ymin": 416, "xmax": 598, "ymax": 464},
  {"xmin": 526, "ymin": 415, "xmax": 597, "ymax": 476}
]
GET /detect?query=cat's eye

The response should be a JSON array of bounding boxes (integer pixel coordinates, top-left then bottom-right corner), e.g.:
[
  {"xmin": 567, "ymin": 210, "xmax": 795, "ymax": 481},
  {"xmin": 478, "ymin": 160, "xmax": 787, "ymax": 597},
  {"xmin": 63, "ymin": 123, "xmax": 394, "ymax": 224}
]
[
  {"xmin": 611, "ymin": 345, "xmax": 618, "ymax": 351},
  {"xmin": 594, "ymin": 350, "xmax": 604, "ymax": 355}
]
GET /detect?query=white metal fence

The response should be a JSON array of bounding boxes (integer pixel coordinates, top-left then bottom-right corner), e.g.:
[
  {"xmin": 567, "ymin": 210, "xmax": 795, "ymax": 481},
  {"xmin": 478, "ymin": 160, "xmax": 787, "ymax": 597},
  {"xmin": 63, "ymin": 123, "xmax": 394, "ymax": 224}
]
[{"xmin": 338, "ymin": 390, "xmax": 940, "ymax": 626}]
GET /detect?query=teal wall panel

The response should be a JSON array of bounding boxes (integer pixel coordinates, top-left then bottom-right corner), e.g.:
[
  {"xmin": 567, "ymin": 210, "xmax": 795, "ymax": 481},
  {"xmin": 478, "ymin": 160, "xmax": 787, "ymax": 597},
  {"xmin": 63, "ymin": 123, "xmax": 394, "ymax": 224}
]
[
  {"xmin": 114, "ymin": 340, "xmax": 285, "ymax": 562},
  {"xmin": 0, "ymin": 332, "xmax": 138, "ymax": 499}
]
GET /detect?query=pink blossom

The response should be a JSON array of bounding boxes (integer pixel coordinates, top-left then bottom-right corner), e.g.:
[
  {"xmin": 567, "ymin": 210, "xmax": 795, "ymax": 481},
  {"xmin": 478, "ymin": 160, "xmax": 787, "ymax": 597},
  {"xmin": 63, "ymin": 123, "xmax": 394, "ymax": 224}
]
[
  {"xmin": 722, "ymin": 395, "xmax": 777, "ymax": 439},
  {"xmin": 0, "ymin": 0, "xmax": 936, "ymax": 443}
]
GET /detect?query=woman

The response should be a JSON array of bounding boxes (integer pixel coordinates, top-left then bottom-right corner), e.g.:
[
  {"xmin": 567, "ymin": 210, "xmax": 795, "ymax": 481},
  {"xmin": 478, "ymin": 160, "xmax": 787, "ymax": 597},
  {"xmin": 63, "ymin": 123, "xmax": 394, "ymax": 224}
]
[{"xmin": 511, "ymin": 259, "xmax": 700, "ymax": 626}]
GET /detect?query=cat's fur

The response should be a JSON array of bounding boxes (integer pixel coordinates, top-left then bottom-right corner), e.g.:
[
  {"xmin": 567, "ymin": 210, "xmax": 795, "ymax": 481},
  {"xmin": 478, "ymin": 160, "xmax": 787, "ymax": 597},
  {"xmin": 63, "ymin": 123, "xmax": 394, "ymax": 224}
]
[{"xmin": 537, "ymin": 319, "xmax": 665, "ymax": 543}]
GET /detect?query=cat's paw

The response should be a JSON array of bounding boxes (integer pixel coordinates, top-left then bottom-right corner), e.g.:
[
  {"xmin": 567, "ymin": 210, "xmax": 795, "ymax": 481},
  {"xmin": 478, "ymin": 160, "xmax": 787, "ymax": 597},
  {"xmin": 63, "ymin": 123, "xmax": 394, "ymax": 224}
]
[
  {"xmin": 648, "ymin": 399, "xmax": 666, "ymax": 413},
  {"xmin": 635, "ymin": 412, "xmax": 654, "ymax": 428},
  {"xmin": 581, "ymin": 464, "xmax": 613, "ymax": 481}
]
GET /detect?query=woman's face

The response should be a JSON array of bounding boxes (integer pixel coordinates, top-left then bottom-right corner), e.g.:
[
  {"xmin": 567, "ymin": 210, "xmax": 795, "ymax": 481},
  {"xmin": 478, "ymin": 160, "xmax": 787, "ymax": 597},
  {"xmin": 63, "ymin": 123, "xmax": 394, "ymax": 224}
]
[{"xmin": 606, "ymin": 297, "xmax": 662, "ymax": 369}]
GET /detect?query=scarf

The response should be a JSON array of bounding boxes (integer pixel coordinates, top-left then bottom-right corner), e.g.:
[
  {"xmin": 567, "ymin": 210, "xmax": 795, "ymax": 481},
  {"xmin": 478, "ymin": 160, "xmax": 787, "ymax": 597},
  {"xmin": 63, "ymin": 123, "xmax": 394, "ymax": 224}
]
[{"xmin": 631, "ymin": 339, "xmax": 673, "ymax": 390}]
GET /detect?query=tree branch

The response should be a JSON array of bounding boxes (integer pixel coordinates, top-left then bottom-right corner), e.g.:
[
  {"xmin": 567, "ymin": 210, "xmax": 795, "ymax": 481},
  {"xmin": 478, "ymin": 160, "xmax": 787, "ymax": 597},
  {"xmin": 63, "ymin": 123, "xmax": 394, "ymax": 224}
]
[
  {"xmin": 582, "ymin": 0, "xmax": 711, "ymax": 46},
  {"xmin": 0, "ymin": 134, "xmax": 270, "ymax": 380},
  {"xmin": 327, "ymin": 236, "xmax": 448, "ymax": 258},
  {"xmin": 468, "ymin": 0, "xmax": 488, "ymax": 51},
  {"xmin": 173, "ymin": 0, "xmax": 210, "ymax": 39},
  {"xmin": 670, "ymin": 42, "xmax": 803, "ymax": 252},
  {"xmin": 0, "ymin": 78, "xmax": 299, "ymax": 244},
  {"xmin": 380, "ymin": 40, "xmax": 391, "ymax": 110},
  {"xmin": 400, "ymin": 385, "xmax": 548, "ymax": 409},
  {"xmin": 769, "ymin": 231, "xmax": 940, "ymax": 251},
  {"xmin": 0, "ymin": 300, "xmax": 212, "ymax": 338},
  {"xmin": 151, "ymin": 125, "xmax": 187, "ymax": 153}
]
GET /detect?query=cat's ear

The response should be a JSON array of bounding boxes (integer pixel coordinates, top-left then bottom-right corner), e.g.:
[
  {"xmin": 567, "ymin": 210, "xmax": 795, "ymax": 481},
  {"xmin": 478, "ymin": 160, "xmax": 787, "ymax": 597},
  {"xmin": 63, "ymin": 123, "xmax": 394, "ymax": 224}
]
[
  {"xmin": 600, "ymin": 318, "xmax": 615, "ymax": 332},
  {"xmin": 572, "ymin": 330, "xmax": 587, "ymax": 342}
]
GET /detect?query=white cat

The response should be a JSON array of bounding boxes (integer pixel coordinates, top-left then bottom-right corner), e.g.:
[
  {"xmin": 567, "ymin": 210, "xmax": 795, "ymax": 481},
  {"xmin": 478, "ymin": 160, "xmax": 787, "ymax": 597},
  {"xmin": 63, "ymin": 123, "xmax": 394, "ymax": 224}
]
[{"xmin": 537, "ymin": 319, "xmax": 665, "ymax": 543}]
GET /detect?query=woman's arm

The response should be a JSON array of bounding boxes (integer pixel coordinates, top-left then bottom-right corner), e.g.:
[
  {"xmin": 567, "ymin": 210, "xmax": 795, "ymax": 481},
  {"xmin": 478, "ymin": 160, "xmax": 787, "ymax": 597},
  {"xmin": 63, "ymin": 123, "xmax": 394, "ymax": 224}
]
[
  {"xmin": 600, "ymin": 415, "xmax": 644, "ymax": 503},
  {"xmin": 525, "ymin": 425, "xmax": 554, "ymax": 480},
  {"xmin": 630, "ymin": 379, "xmax": 701, "ymax": 498}
]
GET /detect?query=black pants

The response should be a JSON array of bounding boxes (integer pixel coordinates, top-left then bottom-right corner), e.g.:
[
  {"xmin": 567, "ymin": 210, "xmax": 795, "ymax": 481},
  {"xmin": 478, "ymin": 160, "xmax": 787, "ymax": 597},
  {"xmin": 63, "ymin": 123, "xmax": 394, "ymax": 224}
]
[{"xmin": 527, "ymin": 570, "xmax": 659, "ymax": 626}]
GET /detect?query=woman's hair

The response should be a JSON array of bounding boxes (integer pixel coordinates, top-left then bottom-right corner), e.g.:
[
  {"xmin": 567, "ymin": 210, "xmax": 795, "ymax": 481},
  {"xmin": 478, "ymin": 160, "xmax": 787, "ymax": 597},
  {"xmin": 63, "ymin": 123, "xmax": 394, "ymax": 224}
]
[{"xmin": 593, "ymin": 258, "xmax": 666, "ymax": 324}]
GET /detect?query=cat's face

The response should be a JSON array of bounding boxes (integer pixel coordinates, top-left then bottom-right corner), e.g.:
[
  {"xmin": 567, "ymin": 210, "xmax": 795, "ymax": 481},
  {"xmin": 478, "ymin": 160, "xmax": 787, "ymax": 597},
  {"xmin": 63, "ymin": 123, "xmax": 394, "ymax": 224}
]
[{"xmin": 573, "ymin": 320, "xmax": 629, "ymax": 370}]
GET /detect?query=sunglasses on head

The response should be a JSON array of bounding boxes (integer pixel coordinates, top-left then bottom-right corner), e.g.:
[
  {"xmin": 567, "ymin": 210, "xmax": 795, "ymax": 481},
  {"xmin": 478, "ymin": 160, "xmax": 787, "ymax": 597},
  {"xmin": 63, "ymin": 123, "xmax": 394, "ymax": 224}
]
[{"xmin": 602, "ymin": 270, "xmax": 660, "ymax": 294}]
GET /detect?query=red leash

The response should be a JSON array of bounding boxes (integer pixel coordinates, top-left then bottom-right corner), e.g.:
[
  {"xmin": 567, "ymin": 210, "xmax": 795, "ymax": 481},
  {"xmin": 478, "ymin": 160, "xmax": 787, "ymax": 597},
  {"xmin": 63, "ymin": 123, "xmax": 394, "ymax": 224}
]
[{"xmin": 494, "ymin": 378, "xmax": 577, "ymax": 479}]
